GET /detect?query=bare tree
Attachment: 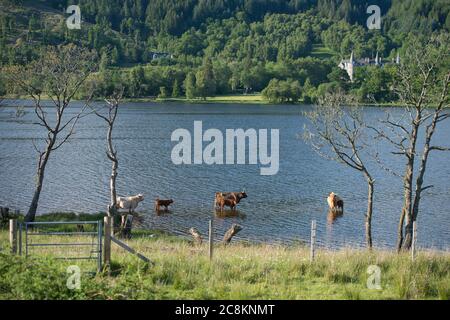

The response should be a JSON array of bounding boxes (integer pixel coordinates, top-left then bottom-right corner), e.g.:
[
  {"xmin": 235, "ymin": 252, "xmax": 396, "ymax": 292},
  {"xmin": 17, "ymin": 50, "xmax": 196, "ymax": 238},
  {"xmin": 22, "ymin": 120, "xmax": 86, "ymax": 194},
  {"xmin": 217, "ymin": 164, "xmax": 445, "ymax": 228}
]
[
  {"xmin": 4, "ymin": 44, "xmax": 97, "ymax": 222},
  {"xmin": 304, "ymin": 91, "xmax": 376, "ymax": 249},
  {"xmin": 90, "ymin": 89, "xmax": 123, "ymax": 218},
  {"xmin": 372, "ymin": 34, "xmax": 449, "ymax": 251}
]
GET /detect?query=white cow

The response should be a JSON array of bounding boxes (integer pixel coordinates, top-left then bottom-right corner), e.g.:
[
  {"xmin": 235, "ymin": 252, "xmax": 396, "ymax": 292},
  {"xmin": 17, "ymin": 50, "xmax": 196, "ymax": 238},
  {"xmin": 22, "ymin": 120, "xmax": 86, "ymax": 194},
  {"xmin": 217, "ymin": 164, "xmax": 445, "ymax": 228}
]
[
  {"xmin": 116, "ymin": 194, "xmax": 144, "ymax": 238},
  {"xmin": 116, "ymin": 194, "xmax": 144, "ymax": 213}
]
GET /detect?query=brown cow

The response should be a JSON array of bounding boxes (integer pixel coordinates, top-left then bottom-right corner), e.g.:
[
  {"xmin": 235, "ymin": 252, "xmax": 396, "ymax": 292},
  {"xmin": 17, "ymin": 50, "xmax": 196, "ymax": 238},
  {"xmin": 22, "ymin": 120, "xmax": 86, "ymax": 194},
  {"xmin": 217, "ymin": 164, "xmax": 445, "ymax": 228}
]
[
  {"xmin": 214, "ymin": 191, "xmax": 247, "ymax": 209},
  {"xmin": 154, "ymin": 198, "xmax": 174, "ymax": 211},
  {"xmin": 217, "ymin": 197, "xmax": 237, "ymax": 212},
  {"xmin": 327, "ymin": 192, "xmax": 344, "ymax": 213}
]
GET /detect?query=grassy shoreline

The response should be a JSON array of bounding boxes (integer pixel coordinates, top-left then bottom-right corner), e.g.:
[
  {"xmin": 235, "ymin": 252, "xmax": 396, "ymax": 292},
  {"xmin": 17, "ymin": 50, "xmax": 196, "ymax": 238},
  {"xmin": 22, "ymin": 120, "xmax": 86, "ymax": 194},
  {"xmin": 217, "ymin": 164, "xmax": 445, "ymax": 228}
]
[
  {"xmin": 0, "ymin": 213, "xmax": 449, "ymax": 300},
  {"xmin": 148, "ymin": 94, "xmax": 268, "ymax": 104},
  {"xmin": 2, "ymin": 94, "xmax": 415, "ymax": 107},
  {"xmin": 3, "ymin": 94, "xmax": 269, "ymax": 105}
]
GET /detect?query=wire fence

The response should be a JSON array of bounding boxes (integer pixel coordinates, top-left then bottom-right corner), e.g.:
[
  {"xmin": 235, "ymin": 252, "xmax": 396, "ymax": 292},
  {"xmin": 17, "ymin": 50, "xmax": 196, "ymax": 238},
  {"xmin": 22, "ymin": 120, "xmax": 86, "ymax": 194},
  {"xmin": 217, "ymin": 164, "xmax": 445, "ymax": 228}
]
[{"xmin": 5, "ymin": 214, "xmax": 422, "ymax": 275}]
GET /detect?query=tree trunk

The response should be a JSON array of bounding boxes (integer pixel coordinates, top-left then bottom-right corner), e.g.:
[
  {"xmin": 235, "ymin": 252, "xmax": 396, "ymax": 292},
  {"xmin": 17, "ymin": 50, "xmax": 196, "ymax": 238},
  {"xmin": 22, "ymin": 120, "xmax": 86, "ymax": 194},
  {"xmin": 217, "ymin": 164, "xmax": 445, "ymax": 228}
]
[
  {"xmin": 25, "ymin": 178, "xmax": 43, "ymax": 222},
  {"xmin": 412, "ymin": 148, "xmax": 429, "ymax": 215},
  {"xmin": 223, "ymin": 224, "xmax": 242, "ymax": 244},
  {"xmin": 411, "ymin": 106, "xmax": 441, "ymax": 236},
  {"xmin": 399, "ymin": 161, "xmax": 414, "ymax": 251},
  {"xmin": 365, "ymin": 177, "xmax": 374, "ymax": 249},
  {"xmin": 25, "ymin": 146, "xmax": 52, "ymax": 222},
  {"xmin": 398, "ymin": 119, "xmax": 419, "ymax": 251},
  {"xmin": 409, "ymin": 144, "xmax": 430, "ymax": 249},
  {"xmin": 396, "ymin": 207, "xmax": 406, "ymax": 252},
  {"xmin": 107, "ymin": 122, "xmax": 118, "ymax": 217},
  {"xmin": 108, "ymin": 158, "xmax": 118, "ymax": 217},
  {"xmin": 25, "ymin": 166, "xmax": 45, "ymax": 222}
]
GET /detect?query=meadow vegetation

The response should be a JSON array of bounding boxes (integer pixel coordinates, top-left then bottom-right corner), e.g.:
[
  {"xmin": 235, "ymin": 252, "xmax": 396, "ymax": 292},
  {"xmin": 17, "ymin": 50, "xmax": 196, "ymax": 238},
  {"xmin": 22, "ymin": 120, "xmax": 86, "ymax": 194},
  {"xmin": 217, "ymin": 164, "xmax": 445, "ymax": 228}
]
[{"xmin": 0, "ymin": 226, "xmax": 448, "ymax": 300}]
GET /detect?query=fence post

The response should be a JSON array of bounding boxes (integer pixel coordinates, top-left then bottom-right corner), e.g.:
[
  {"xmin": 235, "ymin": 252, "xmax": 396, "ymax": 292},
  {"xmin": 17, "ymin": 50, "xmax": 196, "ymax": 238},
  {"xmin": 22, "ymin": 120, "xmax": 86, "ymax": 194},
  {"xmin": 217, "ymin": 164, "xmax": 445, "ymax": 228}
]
[
  {"xmin": 411, "ymin": 221, "xmax": 417, "ymax": 262},
  {"xmin": 97, "ymin": 219, "xmax": 103, "ymax": 273},
  {"xmin": 104, "ymin": 216, "xmax": 112, "ymax": 268},
  {"xmin": 208, "ymin": 219, "xmax": 213, "ymax": 261},
  {"xmin": 18, "ymin": 221, "xmax": 22, "ymax": 255},
  {"xmin": 310, "ymin": 220, "xmax": 316, "ymax": 263},
  {"xmin": 9, "ymin": 219, "xmax": 17, "ymax": 254}
]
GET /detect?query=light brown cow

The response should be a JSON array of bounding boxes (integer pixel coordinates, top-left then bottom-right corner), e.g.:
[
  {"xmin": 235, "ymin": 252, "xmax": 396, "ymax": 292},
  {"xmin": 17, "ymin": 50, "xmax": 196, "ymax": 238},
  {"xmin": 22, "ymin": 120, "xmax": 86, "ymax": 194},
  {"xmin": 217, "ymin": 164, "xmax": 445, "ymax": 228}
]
[{"xmin": 327, "ymin": 192, "xmax": 344, "ymax": 213}]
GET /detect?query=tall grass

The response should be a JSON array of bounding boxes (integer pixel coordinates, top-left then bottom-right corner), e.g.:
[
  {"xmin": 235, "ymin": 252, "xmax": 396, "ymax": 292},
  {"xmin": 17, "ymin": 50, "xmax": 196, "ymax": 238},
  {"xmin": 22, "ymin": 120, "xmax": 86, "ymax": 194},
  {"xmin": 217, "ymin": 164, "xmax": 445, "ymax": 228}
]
[{"xmin": 0, "ymin": 230, "xmax": 448, "ymax": 300}]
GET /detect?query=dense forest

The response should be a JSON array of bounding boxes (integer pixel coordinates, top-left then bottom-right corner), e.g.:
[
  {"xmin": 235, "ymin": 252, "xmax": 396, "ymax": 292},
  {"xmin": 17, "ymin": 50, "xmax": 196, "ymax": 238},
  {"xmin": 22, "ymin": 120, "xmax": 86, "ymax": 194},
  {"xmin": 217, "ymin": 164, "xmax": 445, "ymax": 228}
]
[{"xmin": 0, "ymin": 0, "xmax": 449, "ymax": 102}]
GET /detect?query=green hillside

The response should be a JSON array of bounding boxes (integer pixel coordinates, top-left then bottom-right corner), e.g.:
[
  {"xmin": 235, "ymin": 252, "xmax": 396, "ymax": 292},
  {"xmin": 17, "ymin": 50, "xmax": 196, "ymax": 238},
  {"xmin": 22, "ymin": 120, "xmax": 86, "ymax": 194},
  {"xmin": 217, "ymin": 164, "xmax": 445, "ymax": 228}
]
[{"xmin": 0, "ymin": 0, "xmax": 448, "ymax": 102}]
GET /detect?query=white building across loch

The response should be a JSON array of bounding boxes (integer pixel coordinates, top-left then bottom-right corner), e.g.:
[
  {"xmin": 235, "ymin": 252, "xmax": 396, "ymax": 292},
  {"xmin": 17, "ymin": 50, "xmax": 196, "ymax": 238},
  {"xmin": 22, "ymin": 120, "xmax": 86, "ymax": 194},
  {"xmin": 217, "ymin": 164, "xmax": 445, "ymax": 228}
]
[{"xmin": 338, "ymin": 51, "xmax": 400, "ymax": 82}]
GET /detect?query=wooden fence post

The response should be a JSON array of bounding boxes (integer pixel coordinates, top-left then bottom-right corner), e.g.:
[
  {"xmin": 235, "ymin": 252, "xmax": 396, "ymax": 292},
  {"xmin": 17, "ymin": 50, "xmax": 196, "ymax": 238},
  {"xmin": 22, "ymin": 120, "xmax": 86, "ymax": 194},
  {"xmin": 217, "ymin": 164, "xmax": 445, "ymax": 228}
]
[
  {"xmin": 9, "ymin": 219, "xmax": 17, "ymax": 254},
  {"xmin": 208, "ymin": 219, "xmax": 213, "ymax": 261},
  {"xmin": 18, "ymin": 221, "xmax": 22, "ymax": 256},
  {"xmin": 411, "ymin": 221, "xmax": 417, "ymax": 262},
  {"xmin": 104, "ymin": 216, "xmax": 112, "ymax": 268},
  {"xmin": 310, "ymin": 220, "xmax": 316, "ymax": 263}
]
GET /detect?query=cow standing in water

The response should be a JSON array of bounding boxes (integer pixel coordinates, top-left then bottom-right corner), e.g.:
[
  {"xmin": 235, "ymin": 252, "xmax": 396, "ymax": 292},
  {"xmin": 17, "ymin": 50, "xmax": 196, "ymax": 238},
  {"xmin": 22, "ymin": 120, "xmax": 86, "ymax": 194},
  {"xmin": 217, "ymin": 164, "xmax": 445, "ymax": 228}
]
[
  {"xmin": 116, "ymin": 194, "xmax": 144, "ymax": 238},
  {"xmin": 214, "ymin": 191, "xmax": 247, "ymax": 210},
  {"xmin": 327, "ymin": 192, "xmax": 344, "ymax": 213},
  {"xmin": 217, "ymin": 197, "xmax": 237, "ymax": 212},
  {"xmin": 154, "ymin": 198, "xmax": 174, "ymax": 212}
]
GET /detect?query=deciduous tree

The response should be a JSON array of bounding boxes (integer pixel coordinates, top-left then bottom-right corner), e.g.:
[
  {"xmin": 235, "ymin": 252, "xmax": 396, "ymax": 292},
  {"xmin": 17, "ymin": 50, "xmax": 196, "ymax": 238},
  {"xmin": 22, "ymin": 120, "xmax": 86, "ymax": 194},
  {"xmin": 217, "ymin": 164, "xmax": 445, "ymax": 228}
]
[
  {"xmin": 304, "ymin": 91, "xmax": 376, "ymax": 249},
  {"xmin": 4, "ymin": 44, "xmax": 97, "ymax": 222},
  {"xmin": 371, "ymin": 34, "xmax": 449, "ymax": 251}
]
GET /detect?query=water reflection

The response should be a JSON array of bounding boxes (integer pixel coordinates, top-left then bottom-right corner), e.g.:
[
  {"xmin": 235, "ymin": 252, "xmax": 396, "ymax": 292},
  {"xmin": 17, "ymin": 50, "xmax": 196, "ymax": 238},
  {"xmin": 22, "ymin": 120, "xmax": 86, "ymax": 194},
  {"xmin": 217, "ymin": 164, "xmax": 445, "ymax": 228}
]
[
  {"xmin": 215, "ymin": 209, "xmax": 246, "ymax": 219},
  {"xmin": 327, "ymin": 209, "xmax": 344, "ymax": 224}
]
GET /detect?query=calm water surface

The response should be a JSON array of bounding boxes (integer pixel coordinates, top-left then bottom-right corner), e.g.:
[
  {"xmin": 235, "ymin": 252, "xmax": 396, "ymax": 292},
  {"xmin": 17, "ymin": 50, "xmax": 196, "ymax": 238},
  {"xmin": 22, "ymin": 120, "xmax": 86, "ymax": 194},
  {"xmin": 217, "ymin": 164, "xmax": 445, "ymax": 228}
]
[{"xmin": 1, "ymin": 102, "xmax": 449, "ymax": 249}]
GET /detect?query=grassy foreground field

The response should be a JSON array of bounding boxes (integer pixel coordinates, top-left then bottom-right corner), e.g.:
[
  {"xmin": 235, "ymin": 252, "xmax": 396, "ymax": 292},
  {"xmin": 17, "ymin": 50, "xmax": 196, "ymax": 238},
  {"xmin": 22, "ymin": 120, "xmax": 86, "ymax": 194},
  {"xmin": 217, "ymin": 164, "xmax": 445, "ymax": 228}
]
[{"xmin": 0, "ymin": 229, "xmax": 449, "ymax": 300}]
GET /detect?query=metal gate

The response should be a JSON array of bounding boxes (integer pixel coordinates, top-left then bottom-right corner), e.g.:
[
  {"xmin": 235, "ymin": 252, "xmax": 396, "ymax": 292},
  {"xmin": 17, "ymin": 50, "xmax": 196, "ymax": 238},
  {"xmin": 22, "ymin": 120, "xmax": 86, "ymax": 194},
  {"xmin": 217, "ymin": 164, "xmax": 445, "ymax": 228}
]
[{"xmin": 19, "ymin": 220, "xmax": 103, "ymax": 272}]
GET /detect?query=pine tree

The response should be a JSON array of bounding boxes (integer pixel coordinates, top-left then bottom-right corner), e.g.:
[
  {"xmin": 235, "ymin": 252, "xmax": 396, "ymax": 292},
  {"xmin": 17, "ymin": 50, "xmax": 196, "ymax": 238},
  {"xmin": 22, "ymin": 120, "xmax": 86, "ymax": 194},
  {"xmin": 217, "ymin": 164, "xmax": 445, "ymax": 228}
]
[
  {"xmin": 184, "ymin": 72, "xmax": 196, "ymax": 100},
  {"xmin": 172, "ymin": 79, "xmax": 180, "ymax": 98},
  {"xmin": 110, "ymin": 46, "xmax": 119, "ymax": 65},
  {"xmin": 129, "ymin": 66, "xmax": 145, "ymax": 97},
  {"xmin": 99, "ymin": 52, "xmax": 109, "ymax": 72},
  {"xmin": 196, "ymin": 58, "xmax": 216, "ymax": 99},
  {"xmin": 159, "ymin": 86, "xmax": 168, "ymax": 98}
]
